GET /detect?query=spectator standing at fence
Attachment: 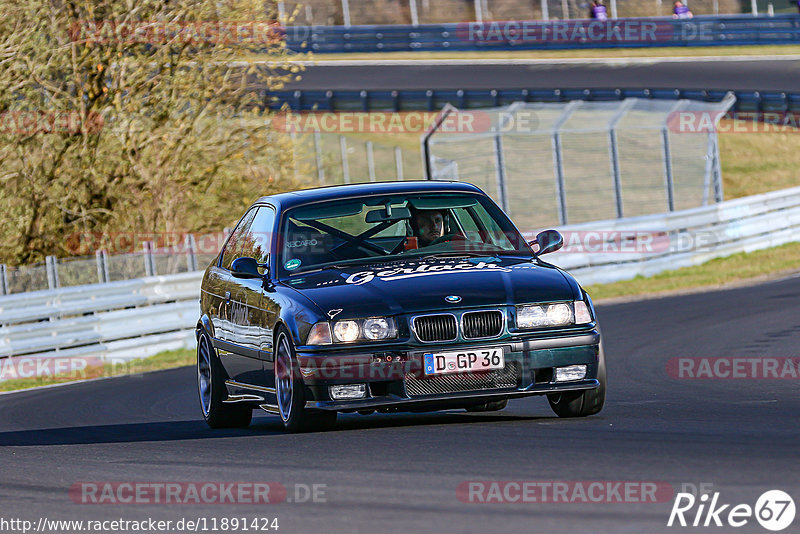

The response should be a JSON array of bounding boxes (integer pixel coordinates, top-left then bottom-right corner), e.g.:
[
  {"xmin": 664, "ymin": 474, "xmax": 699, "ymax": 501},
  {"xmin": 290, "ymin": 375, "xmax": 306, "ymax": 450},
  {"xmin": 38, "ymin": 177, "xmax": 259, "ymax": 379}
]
[
  {"xmin": 590, "ymin": 0, "xmax": 608, "ymax": 20},
  {"xmin": 673, "ymin": 1, "xmax": 693, "ymax": 18}
]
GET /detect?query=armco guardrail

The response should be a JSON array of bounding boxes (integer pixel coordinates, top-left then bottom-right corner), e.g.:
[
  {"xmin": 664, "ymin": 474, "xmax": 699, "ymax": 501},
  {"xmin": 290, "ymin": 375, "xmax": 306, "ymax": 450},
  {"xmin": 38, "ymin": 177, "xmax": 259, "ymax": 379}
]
[
  {"xmin": 269, "ymin": 88, "xmax": 800, "ymax": 113},
  {"xmin": 0, "ymin": 272, "xmax": 202, "ymax": 375},
  {"xmin": 535, "ymin": 185, "xmax": 800, "ymax": 285},
  {"xmin": 1, "ymin": 186, "xmax": 798, "ymax": 373},
  {"xmin": 284, "ymin": 15, "xmax": 800, "ymax": 53}
]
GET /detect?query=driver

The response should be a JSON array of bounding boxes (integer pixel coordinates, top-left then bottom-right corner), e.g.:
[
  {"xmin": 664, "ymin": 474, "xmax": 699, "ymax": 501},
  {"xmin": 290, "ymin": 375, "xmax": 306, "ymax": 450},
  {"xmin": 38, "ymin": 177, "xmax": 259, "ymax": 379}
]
[{"xmin": 413, "ymin": 209, "xmax": 445, "ymax": 247}]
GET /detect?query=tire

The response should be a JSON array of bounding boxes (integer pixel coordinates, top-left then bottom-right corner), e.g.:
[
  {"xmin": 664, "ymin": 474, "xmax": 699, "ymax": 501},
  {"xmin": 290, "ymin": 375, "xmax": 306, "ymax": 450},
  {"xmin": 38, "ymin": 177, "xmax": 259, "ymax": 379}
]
[
  {"xmin": 274, "ymin": 328, "xmax": 337, "ymax": 433},
  {"xmin": 197, "ymin": 331, "xmax": 253, "ymax": 429},
  {"xmin": 547, "ymin": 343, "xmax": 607, "ymax": 418},
  {"xmin": 465, "ymin": 398, "xmax": 508, "ymax": 412}
]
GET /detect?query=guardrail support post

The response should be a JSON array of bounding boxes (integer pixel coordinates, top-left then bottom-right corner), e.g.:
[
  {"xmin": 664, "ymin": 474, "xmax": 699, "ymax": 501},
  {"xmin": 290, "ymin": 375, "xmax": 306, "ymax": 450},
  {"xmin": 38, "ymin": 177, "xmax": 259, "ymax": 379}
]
[
  {"xmin": 395, "ymin": 147, "xmax": 405, "ymax": 181},
  {"xmin": 366, "ymin": 141, "xmax": 377, "ymax": 182},
  {"xmin": 0, "ymin": 264, "xmax": 7, "ymax": 295},
  {"xmin": 339, "ymin": 135, "xmax": 351, "ymax": 184},
  {"xmin": 185, "ymin": 235, "xmax": 199, "ymax": 272},
  {"xmin": 712, "ymin": 134, "xmax": 724, "ymax": 203},
  {"xmin": 95, "ymin": 250, "xmax": 108, "ymax": 283},
  {"xmin": 143, "ymin": 241, "xmax": 156, "ymax": 277},
  {"xmin": 46, "ymin": 256, "xmax": 60, "ymax": 289}
]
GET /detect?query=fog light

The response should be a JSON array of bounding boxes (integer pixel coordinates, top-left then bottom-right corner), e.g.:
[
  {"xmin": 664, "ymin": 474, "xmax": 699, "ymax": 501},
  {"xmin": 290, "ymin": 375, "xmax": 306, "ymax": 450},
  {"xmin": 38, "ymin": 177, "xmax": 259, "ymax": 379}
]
[
  {"xmin": 555, "ymin": 365, "xmax": 587, "ymax": 382},
  {"xmin": 329, "ymin": 384, "xmax": 367, "ymax": 400}
]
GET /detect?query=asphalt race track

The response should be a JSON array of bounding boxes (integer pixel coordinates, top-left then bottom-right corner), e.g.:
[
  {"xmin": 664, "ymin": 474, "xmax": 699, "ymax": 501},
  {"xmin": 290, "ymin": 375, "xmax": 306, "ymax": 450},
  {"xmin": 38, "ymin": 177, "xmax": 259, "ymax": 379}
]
[
  {"xmin": 1, "ymin": 275, "xmax": 799, "ymax": 534},
  {"xmin": 285, "ymin": 57, "xmax": 800, "ymax": 92}
]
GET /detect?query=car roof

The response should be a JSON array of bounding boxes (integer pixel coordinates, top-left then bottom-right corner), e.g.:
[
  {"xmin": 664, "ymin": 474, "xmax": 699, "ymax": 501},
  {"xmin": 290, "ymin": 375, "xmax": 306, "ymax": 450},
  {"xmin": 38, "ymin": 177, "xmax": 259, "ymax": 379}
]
[{"xmin": 254, "ymin": 181, "xmax": 486, "ymax": 211}]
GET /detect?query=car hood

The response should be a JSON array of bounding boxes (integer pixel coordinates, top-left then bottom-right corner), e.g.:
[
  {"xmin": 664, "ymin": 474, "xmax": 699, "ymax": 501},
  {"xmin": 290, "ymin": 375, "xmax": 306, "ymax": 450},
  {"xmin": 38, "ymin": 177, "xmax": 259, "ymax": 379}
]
[{"xmin": 281, "ymin": 256, "xmax": 576, "ymax": 318}]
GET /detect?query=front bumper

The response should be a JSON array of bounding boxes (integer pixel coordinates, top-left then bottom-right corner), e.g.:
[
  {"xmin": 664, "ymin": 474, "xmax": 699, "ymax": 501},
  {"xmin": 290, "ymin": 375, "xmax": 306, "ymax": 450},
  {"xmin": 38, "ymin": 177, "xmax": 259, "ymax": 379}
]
[{"xmin": 297, "ymin": 331, "xmax": 601, "ymax": 412}]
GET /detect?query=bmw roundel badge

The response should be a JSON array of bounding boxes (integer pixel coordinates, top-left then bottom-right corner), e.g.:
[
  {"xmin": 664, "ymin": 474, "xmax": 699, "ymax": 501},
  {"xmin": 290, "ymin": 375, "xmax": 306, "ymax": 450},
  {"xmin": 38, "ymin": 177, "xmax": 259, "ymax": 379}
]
[{"xmin": 445, "ymin": 295, "xmax": 462, "ymax": 303}]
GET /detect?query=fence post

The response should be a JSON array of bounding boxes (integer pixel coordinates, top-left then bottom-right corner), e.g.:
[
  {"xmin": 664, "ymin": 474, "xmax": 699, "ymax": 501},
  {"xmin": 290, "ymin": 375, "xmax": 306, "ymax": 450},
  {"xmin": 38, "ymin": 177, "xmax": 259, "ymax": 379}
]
[
  {"xmin": 551, "ymin": 101, "xmax": 579, "ymax": 226},
  {"xmin": 313, "ymin": 130, "xmax": 325, "ymax": 185},
  {"xmin": 45, "ymin": 256, "xmax": 60, "ymax": 289},
  {"xmin": 750, "ymin": 0, "xmax": 758, "ymax": 16},
  {"xmin": 0, "ymin": 264, "xmax": 7, "ymax": 295},
  {"xmin": 143, "ymin": 241, "xmax": 156, "ymax": 277},
  {"xmin": 610, "ymin": 0, "xmax": 618, "ymax": 18},
  {"xmin": 661, "ymin": 127, "xmax": 676, "ymax": 212},
  {"xmin": 102, "ymin": 250, "xmax": 110, "ymax": 283},
  {"xmin": 561, "ymin": 0, "xmax": 570, "ymax": 19},
  {"xmin": 703, "ymin": 132, "xmax": 715, "ymax": 206},
  {"xmin": 339, "ymin": 135, "xmax": 351, "ymax": 184},
  {"xmin": 366, "ymin": 141, "xmax": 377, "ymax": 182},
  {"xmin": 474, "ymin": 0, "xmax": 483, "ymax": 22},
  {"xmin": 541, "ymin": 0, "xmax": 550, "ymax": 20},
  {"xmin": 185, "ymin": 234, "xmax": 199, "ymax": 272},
  {"xmin": 342, "ymin": 0, "xmax": 352, "ymax": 27},
  {"xmin": 409, "ymin": 0, "xmax": 419, "ymax": 26},
  {"xmin": 395, "ymin": 146, "xmax": 405, "ymax": 181},
  {"xmin": 290, "ymin": 131, "xmax": 299, "ymax": 181},
  {"xmin": 608, "ymin": 99, "xmax": 635, "ymax": 219},
  {"xmin": 277, "ymin": 1, "xmax": 286, "ymax": 23}
]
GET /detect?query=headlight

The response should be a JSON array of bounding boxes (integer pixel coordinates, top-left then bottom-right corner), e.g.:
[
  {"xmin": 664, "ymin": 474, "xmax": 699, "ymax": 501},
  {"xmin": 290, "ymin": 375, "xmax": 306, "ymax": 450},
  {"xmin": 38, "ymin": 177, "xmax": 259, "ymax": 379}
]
[
  {"xmin": 326, "ymin": 317, "xmax": 398, "ymax": 344},
  {"xmin": 333, "ymin": 320, "xmax": 360, "ymax": 343},
  {"xmin": 516, "ymin": 302, "xmax": 574, "ymax": 329},
  {"xmin": 363, "ymin": 318, "xmax": 394, "ymax": 340}
]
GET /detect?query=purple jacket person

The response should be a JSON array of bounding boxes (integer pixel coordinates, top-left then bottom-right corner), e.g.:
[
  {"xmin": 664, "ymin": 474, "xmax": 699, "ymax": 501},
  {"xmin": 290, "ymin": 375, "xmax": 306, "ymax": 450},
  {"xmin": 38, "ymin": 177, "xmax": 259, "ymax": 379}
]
[
  {"xmin": 673, "ymin": 1, "xmax": 693, "ymax": 18},
  {"xmin": 591, "ymin": 1, "xmax": 608, "ymax": 20}
]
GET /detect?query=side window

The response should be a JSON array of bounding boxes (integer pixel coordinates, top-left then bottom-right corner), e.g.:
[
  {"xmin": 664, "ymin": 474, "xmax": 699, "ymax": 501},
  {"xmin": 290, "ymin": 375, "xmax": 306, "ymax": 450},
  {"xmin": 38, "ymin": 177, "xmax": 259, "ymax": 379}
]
[
  {"xmin": 239, "ymin": 207, "xmax": 276, "ymax": 265},
  {"xmin": 220, "ymin": 207, "xmax": 259, "ymax": 270}
]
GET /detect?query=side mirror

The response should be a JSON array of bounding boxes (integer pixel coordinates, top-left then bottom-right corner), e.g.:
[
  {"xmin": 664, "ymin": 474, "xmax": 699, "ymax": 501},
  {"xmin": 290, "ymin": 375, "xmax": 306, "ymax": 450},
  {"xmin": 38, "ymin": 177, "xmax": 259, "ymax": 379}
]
[
  {"xmin": 231, "ymin": 256, "xmax": 266, "ymax": 279},
  {"xmin": 533, "ymin": 230, "xmax": 563, "ymax": 256}
]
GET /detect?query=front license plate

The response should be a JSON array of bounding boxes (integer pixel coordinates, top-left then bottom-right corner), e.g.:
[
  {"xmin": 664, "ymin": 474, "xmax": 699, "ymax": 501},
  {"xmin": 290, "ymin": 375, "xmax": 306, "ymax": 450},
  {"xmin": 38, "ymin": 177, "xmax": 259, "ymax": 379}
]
[{"xmin": 423, "ymin": 348, "xmax": 505, "ymax": 376}]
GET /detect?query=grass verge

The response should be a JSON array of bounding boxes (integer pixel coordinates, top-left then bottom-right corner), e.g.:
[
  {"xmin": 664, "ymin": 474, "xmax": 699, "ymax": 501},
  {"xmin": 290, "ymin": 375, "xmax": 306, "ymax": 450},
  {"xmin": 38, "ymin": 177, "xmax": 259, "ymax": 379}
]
[{"xmin": 0, "ymin": 348, "xmax": 195, "ymax": 393}]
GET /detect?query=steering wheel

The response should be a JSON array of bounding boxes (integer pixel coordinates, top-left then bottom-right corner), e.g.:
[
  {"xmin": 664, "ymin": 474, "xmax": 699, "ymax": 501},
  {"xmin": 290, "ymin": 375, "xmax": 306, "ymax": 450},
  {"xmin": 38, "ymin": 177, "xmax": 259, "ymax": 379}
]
[{"xmin": 429, "ymin": 233, "xmax": 465, "ymax": 246}]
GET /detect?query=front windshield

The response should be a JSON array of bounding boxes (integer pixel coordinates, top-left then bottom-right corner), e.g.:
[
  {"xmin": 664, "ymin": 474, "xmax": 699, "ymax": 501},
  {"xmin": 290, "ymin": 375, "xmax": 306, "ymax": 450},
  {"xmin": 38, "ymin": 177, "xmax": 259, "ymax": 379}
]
[{"xmin": 278, "ymin": 192, "xmax": 531, "ymax": 275}]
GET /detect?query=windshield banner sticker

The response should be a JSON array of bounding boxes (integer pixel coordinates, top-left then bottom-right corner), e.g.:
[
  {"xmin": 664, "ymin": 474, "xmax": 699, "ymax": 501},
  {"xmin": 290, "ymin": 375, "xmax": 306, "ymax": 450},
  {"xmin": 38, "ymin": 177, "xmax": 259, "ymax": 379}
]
[{"xmin": 344, "ymin": 261, "xmax": 511, "ymax": 286}]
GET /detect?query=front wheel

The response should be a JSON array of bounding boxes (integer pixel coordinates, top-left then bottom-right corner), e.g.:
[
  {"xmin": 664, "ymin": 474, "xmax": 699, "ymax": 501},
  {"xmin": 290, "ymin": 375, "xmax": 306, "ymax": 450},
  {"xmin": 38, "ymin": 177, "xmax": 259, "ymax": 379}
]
[
  {"xmin": 547, "ymin": 343, "xmax": 607, "ymax": 418},
  {"xmin": 274, "ymin": 328, "xmax": 337, "ymax": 433},
  {"xmin": 197, "ymin": 331, "xmax": 252, "ymax": 429}
]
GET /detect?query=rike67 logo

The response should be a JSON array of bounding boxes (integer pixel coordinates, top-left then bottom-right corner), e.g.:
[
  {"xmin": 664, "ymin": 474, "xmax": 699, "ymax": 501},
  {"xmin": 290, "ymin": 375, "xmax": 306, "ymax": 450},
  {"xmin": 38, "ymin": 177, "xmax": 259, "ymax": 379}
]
[{"xmin": 668, "ymin": 489, "xmax": 796, "ymax": 531}]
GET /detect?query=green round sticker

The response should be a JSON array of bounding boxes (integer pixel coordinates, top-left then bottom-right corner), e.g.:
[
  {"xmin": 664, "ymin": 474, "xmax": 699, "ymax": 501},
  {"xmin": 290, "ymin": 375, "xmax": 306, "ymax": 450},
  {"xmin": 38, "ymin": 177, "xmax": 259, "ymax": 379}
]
[{"xmin": 284, "ymin": 258, "xmax": 302, "ymax": 270}]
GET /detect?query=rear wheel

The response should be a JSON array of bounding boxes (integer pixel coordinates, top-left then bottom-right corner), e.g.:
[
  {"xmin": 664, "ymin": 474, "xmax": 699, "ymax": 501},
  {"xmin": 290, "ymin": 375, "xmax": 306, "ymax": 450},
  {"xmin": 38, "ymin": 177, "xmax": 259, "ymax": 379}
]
[
  {"xmin": 197, "ymin": 331, "xmax": 252, "ymax": 429},
  {"xmin": 275, "ymin": 328, "xmax": 337, "ymax": 433},
  {"xmin": 547, "ymin": 343, "xmax": 607, "ymax": 418}
]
